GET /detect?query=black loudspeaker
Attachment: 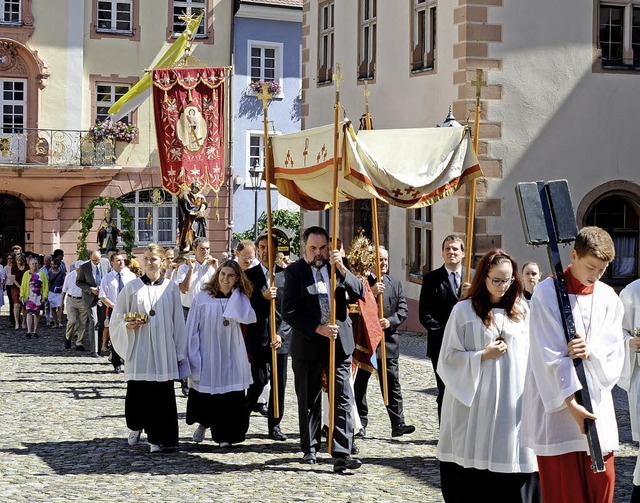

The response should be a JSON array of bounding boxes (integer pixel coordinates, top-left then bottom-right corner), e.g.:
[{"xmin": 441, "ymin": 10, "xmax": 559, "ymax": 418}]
[
  {"xmin": 515, "ymin": 182, "xmax": 549, "ymax": 245},
  {"xmin": 546, "ymin": 180, "xmax": 578, "ymax": 243}
]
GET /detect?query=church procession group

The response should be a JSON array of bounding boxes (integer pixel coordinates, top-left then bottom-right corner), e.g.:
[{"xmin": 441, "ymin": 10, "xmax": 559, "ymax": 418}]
[{"xmin": 60, "ymin": 215, "xmax": 640, "ymax": 502}]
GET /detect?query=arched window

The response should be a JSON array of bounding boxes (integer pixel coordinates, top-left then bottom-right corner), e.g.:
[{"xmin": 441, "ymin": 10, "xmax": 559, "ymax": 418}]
[
  {"xmin": 585, "ymin": 195, "xmax": 639, "ymax": 283},
  {"xmin": 117, "ymin": 188, "xmax": 178, "ymax": 246}
]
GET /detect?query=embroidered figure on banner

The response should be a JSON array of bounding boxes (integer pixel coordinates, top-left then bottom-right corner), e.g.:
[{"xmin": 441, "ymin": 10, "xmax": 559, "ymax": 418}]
[
  {"xmin": 303, "ymin": 138, "xmax": 309, "ymax": 166},
  {"xmin": 316, "ymin": 143, "xmax": 327, "ymax": 164},
  {"xmin": 285, "ymin": 150, "xmax": 294, "ymax": 168},
  {"xmin": 178, "ymin": 106, "xmax": 206, "ymax": 152}
]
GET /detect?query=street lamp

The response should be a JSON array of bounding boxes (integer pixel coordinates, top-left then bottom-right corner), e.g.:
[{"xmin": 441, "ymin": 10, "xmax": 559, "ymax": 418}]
[{"xmin": 249, "ymin": 160, "xmax": 263, "ymax": 241}]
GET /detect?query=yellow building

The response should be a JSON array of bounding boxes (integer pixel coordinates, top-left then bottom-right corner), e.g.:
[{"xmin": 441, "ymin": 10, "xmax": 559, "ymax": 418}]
[{"xmin": 0, "ymin": 0, "xmax": 234, "ymax": 262}]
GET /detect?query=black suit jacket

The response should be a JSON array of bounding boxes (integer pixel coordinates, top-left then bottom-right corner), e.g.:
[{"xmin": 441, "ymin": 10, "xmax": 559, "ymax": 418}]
[
  {"xmin": 283, "ymin": 258, "xmax": 364, "ymax": 361},
  {"xmin": 418, "ymin": 265, "xmax": 464, "ymax": 359},
  {"xmin": 245, "ymin": 263, "xmax": 287, "ymax": 354},
  {"xmin": 369, "ymin": 273, "xmax": 408, "ymax": 360},
  {"xmin": 76, "ymin": 260, "xmax": 108, "ymax": 309}
]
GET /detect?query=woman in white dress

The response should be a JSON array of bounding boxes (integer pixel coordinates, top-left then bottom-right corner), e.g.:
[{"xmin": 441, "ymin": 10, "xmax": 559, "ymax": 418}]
[
  {"xmin": 437, "ymin": 249, "xmax": 540, "ymax": 503},
  {"xmin": 110, "ymin": 243, "xmax": 187, "ymax": 453},
  {"xmin": 185, "ymin": 259, "xmax": 256, "ymax": 447}
]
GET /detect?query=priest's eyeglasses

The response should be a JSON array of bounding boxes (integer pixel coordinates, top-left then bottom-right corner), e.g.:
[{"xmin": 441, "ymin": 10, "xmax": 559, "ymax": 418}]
[{"xmin": 489, "ymin": 277, "xmax": 515, "ymax": 287}]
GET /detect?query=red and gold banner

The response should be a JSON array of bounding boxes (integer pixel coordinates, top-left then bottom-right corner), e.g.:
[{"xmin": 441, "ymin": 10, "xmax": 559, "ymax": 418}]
[{"xmin": 152, "ymin": 67, "xmax": 225, "ymax": 195}]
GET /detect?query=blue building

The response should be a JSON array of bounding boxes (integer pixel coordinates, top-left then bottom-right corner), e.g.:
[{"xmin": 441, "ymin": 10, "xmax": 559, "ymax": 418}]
[{"xmin": 232, "ymin": 0, "xmax": 302, "ymax": 241}]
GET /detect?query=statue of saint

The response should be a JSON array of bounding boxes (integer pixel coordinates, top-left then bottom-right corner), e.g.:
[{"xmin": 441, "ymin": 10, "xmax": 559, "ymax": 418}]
[
  {"xmin": 177, "ymin": 181, "xmax": 208, "ymax": 252},
  {"xmin": 97, "ymin": 207, "xmax": 120, "ymax": 253}
]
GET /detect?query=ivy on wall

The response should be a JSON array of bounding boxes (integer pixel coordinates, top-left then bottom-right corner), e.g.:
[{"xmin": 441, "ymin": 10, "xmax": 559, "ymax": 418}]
[{"xmin": 77, "ymin": 196, "xmax": 135, "ymax": 259}]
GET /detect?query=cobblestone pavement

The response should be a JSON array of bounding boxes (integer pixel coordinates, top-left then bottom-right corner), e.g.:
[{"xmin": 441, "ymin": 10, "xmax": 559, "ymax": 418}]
[{"xmin": 0, "ymin": 315, "xmax": 637, "ymax": 502}]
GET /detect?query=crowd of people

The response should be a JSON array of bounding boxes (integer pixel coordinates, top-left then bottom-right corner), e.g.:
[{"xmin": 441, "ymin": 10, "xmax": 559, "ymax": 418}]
[{"xmin": 2, "ymin": 223, "xmax": 640, "ymax": 501}]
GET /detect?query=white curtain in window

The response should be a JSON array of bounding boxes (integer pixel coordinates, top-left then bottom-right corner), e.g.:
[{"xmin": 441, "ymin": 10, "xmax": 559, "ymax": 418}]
[{"xmin": 612, "ymin": 235, "xmax": 637, "ymax": 277}]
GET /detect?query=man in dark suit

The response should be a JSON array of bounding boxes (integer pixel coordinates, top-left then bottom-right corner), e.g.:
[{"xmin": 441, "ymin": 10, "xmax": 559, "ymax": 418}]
[
  {"xmin": 244, "ymin": 233, "xmax": 289, "ymax": 441},
  {"xmin": 76, "ymin": 249, "xmax": 109, "ymax": 357},
  {"xmin": 354, "ymin": 246, "xmax": 414, "ymax": 438},
  {"xmin": 283, "ymin": 226, "xmax": 364, "ymax": 472},
  {"xmin": 418, "ymin": 235, "xmax": 470, "ymax": 422}
]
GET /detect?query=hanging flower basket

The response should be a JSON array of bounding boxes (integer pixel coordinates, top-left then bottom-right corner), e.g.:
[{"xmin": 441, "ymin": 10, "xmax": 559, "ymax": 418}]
[
  {"xmin": 90, "ymin": 118, "xmax": 139, "ymax": 143},
  {"xmin": 249, "ymin": 80, "xmax": 282, "ymax": 96}
]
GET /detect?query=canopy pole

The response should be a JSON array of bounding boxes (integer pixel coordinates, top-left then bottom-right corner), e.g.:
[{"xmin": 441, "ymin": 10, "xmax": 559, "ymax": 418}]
[
  {"xmin": 464, "ymin": 69, "xmax": 486, "ymax": 283},
  {"xmin": 327, "ymin": 63, "xmax": 343, "ymax": 456},
  {"xmin": 364, "ymin": 83, "xmax": 388, "ymax": 406},
  {"xmin": 258, "ymin": 82, "xmax": 279, "ymax": 419}
]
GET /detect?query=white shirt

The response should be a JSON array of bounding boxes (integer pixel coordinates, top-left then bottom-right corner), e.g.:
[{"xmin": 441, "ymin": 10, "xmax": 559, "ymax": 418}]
[
  {"xmin": 521, "ymin": 277, "xmax": 625, "ymax": 457},
  {"xmin": 3, "ymin": 265, "xmax": 12, "ymax": 286},
  {"xmin": 437, "ymin": 299, "xmax": 537, "ymax": 473},
  {"xmin": 185, "ymin": 289, "xmax": 256, "ymax": 394},
  {"xmin": 617, "ymin": 279, "xmax": 640, "ymax": 484},
  {"xmin": 110, "ymin": 277, "xmax": 187, "ymax": 382},
  {"xmin": 62, "ymin": 270, "xmax": 82, "ymax": 298},
  {"xmin": 99, "ymin": 268, "xmax": 136, "ymax": 305},
  {"xmin": 176, "ymin": 260, "xmax": 216, "ymax": 308}
]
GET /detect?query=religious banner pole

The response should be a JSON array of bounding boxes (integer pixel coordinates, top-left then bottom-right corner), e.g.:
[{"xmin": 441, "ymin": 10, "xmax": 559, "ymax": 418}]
[
  {"xmin": 258, "ymin": 82, "xmax": 279, "ymax": 419},
  {"xmin": 464, "ymin": 69, "xmax": 486, "ymax": 283},
  {"xmin": 363, "ymin": 83, "xmax": 389, "ymax": 406},
  {"xmin": 327, "ymin": 62, "xmax": 343, "ymax": 456}
]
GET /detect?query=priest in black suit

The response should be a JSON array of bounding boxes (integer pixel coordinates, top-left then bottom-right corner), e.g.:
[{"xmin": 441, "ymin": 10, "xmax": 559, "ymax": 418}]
[
  {"xmin": 418, "ymin": 235, "xmax": 471, "ymax": 423},
  {"xmin": 244, "ymin": 233, "xmax": 289, "ymax": 442},
  {"xmin": 282, "ymin": 226, "xmax": 365, "ymax": 472}
]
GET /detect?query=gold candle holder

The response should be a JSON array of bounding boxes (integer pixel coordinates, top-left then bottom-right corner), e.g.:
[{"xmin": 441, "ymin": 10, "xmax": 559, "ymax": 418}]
[{"xmin": 124, "ymin": 312, "xmax": 149, "ymax": 324}]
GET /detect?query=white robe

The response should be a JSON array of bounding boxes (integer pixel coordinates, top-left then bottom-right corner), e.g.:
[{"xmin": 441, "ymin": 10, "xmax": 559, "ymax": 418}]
[
  {"xmin": 110, "ymin": 278, "xmax": 187, "ymax": 382},
  {"xmin": 618, "ymin": 278, "xmax": 640, "ymax": 484},
  {"xmin": 436, "ymin": 299, "xmax": 537, "ymax": 473},
  {"xmin": 521, "ymin": 277, "xmax": 625, "ymax": 457},
  {"xmin": 185, "ymin": 289, "xmax": 256, "ymax": 395}
]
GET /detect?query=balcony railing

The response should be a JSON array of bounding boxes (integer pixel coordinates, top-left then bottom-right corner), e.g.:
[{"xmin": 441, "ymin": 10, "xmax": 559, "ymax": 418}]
[{"xmin": 0, "ymin": 128, "xmax": 116, "ymax": 166}]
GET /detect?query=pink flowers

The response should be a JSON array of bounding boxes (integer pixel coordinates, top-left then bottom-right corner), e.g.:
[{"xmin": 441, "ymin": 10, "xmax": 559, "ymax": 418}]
[
  {"xmin": 248, "ymin": 80, "xmax": 281, "ymax": 96},
  {"xmin": 90, "ymin": 119, "xmax": 139, "ymax": 143}
]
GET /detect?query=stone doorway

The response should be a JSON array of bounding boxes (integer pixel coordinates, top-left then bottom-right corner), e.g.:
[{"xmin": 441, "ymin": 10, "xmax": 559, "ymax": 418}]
[{"xmin": 0, "ymin": 194, "xmax": 25, "ymax": 256}]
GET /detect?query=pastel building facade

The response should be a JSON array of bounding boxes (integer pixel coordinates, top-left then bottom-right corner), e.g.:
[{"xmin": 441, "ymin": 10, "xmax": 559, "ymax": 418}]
[{"xmin": 300, "ymin": 0, "xmax": 640, "ymax": 330}]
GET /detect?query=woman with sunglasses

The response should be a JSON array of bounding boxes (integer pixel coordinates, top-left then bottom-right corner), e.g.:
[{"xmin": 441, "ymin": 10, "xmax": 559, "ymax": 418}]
[{"xmin": 436, "ymin": 249, "xmax": 540, "ymax": 503}]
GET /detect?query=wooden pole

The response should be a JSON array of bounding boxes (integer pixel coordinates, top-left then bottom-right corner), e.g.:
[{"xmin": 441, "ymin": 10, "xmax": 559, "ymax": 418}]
[
  {"xmin": 327, "ymin": 63, "xmax": 343, "ymax": 456},
  {"xmin": 258, "ymin": 82, "xmax": 279, "ymax": 419},
  {"xmin": 363, "ymin": 83, "xmax": 388, "ymax": 406},
  {"xmin": 464, "ymin": 69, "xmax": 486, "ymax": 283}
]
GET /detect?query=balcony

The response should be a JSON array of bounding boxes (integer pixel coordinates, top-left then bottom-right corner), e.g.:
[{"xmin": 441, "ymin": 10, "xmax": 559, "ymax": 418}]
[{"xmin": 0, "ymin": 128, "xmax": 116, "ymax": 166}]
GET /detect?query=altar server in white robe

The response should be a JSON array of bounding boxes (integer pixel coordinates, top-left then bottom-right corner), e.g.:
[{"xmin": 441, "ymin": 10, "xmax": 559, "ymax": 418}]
[
  {"xmin": 185, "ymin": 259, "xmax": 256, "ymax": 447},
  {"xmin": 111, "ymin": 243, "xmax": 187, "ymax": 453},
  {"xmin": 437, "ymin": 249, "xmax": 540, "ymax": 503},
  {"xmin": 521, "ymin": 227, "xmax": 624, "ymax": 503},
  {"xmin": 617, "ymin": 278, "xmax": 640, "ymax": 500}
]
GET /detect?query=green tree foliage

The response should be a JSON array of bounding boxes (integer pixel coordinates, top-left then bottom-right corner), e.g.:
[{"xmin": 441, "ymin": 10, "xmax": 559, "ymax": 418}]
[{"xmin": 233, "ymin": 209, "xmax": 300, "ymax": 255}]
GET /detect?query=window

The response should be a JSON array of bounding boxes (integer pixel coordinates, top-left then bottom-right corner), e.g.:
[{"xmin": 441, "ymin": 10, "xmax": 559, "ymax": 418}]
[
  {"xmin": 408, "ymin": 206, "xmax": 432, "ymax": 282},
  {"xmin": 0, "ymin": 0, "xmax": 20, "ymax": 24},
  {"xmin": 95, "ymin": 82, "xmax": 131, "ymax": 123},
  {"xmin": 246, "ymin": 131, "xmax": 280, "ymax": 188},
  {"xmin": 118, "ymin": 189, "xmax": 178, "ymax": 246},
  {"xmin": 358, "ymin": 0, "xmax": 376, "ymax": 80},
  {"xmin": 96, "ymin": 0, "xmax": 132, "ymax": 34},
  {"xmin": 171, "ymin": 0, "xmax": 206, "ymax": 37},
  {"xmin": 1, "ymin": 79, "xmax": 26, "ymax": 133},
  {"xmin": 318, "ymin": 0, "xmax": 335, "ymax": 84},
  {"xmin": 585, "ymin": 195, "xmax": 639, "ymax": 282},
  {"xmin": 598, "ymin": 1, "xmax": 640, "ymax": 68},
  {"xmin": 411, "ymin": 0, "xmax": 436, "ymax": 72}
]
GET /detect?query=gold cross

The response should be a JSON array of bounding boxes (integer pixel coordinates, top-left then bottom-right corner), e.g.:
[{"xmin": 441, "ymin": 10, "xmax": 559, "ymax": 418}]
[
  {"xmin": 363, "ymin": 81, "xmax": 371, "ymax": 109},
  {"xmin": 471, "ymin": 68, "xmax": 487, "ymax": 99},
  {"xmin": 178, "ymin": 11, "xmax": 198, "ymax": 28},
  {"xmin": 333, "ymin": 63, "xmax": 344, "ymax": 94},
  {"xmin": 258, "ymin": 83, "xmax": 273, "ymax": 111}
]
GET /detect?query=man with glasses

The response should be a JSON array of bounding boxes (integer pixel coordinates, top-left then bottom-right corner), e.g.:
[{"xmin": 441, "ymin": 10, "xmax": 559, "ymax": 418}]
[{"xmin": 418, "ymin": 235, "xmax": 472, "ymax": 423}]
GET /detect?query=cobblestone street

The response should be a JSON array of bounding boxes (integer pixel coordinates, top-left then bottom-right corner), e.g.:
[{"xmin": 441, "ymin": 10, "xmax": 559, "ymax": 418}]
[{"xmin": 0, "ymin": 315, "xmax": 637, "ymax": 502}]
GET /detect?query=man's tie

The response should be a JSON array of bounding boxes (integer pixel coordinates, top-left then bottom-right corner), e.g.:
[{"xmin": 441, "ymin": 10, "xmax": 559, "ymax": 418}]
[
  {"xmin": 315, "ymin": 268, "xmax": 330, "ymax": 324},
  {"xmin": 451, "ymin": 271, "xmax": 460, "ymax": 298},
  {"xmin": 117, "ymin": 272, "xmax": 124, "ymax": 293},
  {"xmin": 95, "ymin": 265, "xmax": 102, "ymax": 286}
]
